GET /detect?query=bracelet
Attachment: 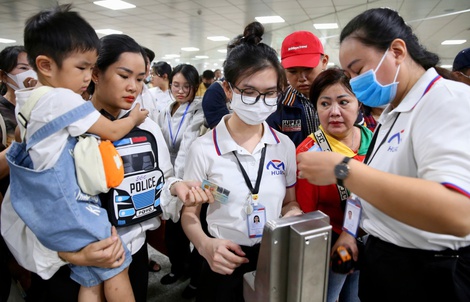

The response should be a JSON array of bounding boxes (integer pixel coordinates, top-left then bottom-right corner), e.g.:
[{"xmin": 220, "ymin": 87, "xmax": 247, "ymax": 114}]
[{"xmin": 169, "ymin": 180, "xmax": 182, "ymax": 197}]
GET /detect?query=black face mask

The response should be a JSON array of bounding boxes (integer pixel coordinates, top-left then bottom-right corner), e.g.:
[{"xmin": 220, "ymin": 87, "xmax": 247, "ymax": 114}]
[{"xmin": 203, "ymin": 82, "xmax": 211, "ymax": 88}]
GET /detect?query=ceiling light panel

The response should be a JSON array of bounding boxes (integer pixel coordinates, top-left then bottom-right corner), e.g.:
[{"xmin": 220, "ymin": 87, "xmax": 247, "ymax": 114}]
[
  {"xmin": 96, "ymin": 29, "xmax": 123, "ymax": 35},
  {"xmin": 181, "ymin": 47, "xmax": 200, "ymax": 52},
  {"xmin": 0, "ymin": 38, "xmax": 16, "ymax": 43},
  {"xmin": 207, "ymin": 36, "xmax": 230, "ymax": 41},
  {"xmin": 314, "ymin": 23, "xmax": 338, "ymax": 29},
  {"xmin": 441, "ymin": 40, "xmax": 467, "ymax": 45},
  {"xmin": 255, "ymin": 16, "xmax": 285, "ymax": 24},
  {"xmin": 93, "ymin": 0, "xmax": 136, "ymax": 10}
]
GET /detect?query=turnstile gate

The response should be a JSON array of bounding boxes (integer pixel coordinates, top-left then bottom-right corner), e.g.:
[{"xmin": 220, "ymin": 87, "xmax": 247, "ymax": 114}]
[{"xmin": 243, "ymin": 211, "xmax": 331, "ymax": 302}]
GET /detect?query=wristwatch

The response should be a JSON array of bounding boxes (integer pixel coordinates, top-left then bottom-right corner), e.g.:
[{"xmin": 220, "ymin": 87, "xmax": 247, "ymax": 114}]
[{"xmin": 334, "ymin": 156, "xmax": 351, "ymax": 187}]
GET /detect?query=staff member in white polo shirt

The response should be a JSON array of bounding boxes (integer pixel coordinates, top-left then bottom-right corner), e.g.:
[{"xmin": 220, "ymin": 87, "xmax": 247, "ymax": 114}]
[
  {"xmin": 297, "ymin": 8, "xmax": 470, "ymax": 302},
  {"xmin": 181, "ymin": 21, "xmax": 302, "ymax": 302}
]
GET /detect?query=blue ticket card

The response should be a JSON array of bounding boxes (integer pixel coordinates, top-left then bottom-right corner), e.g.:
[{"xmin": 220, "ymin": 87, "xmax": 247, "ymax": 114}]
[
  {"xmin": 201, "ymin": 179, "xmax": 230, "ymax": 204},
  {"xmin": 308, "ymin": 143, "xmax": 322, "ymax": 152}
]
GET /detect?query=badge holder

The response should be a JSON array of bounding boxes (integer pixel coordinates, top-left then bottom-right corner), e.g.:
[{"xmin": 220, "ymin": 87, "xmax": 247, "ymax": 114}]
[
  {"xmin": 342, "ymin": 195, "xmax": 362, "ymax": 238},
  {"xmin": 246, "ymin": 194, "xmax": 266, "ymax": 238}
]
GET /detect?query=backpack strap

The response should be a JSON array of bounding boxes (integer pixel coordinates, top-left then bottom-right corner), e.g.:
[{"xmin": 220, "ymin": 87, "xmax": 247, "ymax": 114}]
[
  {"xmin": 17, "ymin": 86, "xmax": 53, "ymax": 140},
  {"xmin": 0, "ymin": 113, "xmax": 7, "ymax": 148},
  {"xmin": 26, "ymin": 101, "xmax": 96, "ymax": 150}
]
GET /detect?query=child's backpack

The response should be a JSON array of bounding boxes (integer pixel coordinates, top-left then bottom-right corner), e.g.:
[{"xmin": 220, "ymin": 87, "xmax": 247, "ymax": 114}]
[{"xmin": 100, "ymin": 126, "xmax": 165, "ymax": 226}]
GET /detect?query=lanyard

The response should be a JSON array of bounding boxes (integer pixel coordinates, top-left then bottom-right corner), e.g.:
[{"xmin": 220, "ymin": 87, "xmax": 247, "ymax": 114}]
[
  {"xmin": 232, "ymin": 144, "xmax": 267, "ymax": 203},
  {"xmin": 314, "ymin": 129, "xmax": 349, "ymax": 203},
  {"xmin": 167, "ymin": 102, "xmax": 190, "ymax": 149},
  {"xmin": 364, "ymin": 114, "xmax": 400, "ymax": 165},
  {"xmin": 365, "ymin": 75, "xmax": 441, "ymax": 165}
]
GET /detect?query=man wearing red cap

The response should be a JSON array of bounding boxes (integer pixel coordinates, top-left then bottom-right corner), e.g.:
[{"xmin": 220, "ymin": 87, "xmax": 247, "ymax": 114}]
[{"xmin": 266, "ymin": 31, "xmax": 329, "ymax": 146}]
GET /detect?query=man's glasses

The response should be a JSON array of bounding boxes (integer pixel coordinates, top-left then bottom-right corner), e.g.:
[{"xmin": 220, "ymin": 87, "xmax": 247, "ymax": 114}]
[{"xmin": 230, "ymin": 83, "xmax": 282, "ymax": 106}]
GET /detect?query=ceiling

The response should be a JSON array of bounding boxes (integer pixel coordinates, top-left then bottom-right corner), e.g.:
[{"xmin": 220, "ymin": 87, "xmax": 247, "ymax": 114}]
[{"xmin": 1, "ymin": 0, "xmax": 469, "ymax": 73}]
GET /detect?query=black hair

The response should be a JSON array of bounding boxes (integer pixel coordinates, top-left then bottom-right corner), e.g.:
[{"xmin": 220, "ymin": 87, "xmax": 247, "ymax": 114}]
[
  {"xmin": 24, "ymin": 4, "xmax": 100, "ymax": 70},
  {"xmin": 310, "ymin": 68, "xmax": 356, "ymax": 110},
  {"xmin": 152, "ymin": 61, "xmax": 172, "ymax": 77},
  {"xmin": 340, "ymin": 8, "xmax": 439, "ymax": 70},
  {"xmin": 88, "ymin": 34, "xmax": 147, "ymax": 94},
  {"xmin": 202, "ymin": 69, "xmax": 215, "ymax": 80},
  {"xmin": 169, "ymin": 64, "xmax": 199, "ymax": 100},
  {"xmin": 0, "ymin": 45, "xmax": 26, "ymax": 95},
  {"xmin": 142, "ymin": 46, "xmax": 155, "ymax": 63},
  {"xmin": 226, "ymin": 34, "xmax": 244, "ymax": 57},
  {"xmin": 223, "ymin": 21, "xmax": 286, "ymax": 92}
]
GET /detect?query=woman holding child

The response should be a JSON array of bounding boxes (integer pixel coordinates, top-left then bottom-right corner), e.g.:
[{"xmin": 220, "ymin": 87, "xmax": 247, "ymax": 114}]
[{"xmin": 1, "ymin": 19, "xmax": 210, "ymax": 302}]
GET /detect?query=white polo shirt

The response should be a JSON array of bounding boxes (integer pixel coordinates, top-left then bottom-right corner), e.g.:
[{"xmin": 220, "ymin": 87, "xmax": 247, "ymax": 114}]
[
  {"xmin": 184, "ymin": 115, "xmax": 297, "ymax": 246},
  {"xmin": 361, "ymin": 68, "xmax": 470, "ymax": 250}
]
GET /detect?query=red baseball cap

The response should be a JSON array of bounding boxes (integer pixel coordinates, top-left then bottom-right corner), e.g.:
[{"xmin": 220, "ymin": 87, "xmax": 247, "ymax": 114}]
[{"xmin": 281, "ymin": 31, "xmax": 324, "ymax": 69}]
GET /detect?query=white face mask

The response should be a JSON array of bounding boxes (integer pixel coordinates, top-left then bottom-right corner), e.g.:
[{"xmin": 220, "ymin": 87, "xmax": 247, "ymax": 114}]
[
  {"xmin": 6, "ymin": 69, "xmax": 37, "ymax": 90},
  {"xmin": 230, "ymin": 92, "xmax": 277, "ymax": 125}
]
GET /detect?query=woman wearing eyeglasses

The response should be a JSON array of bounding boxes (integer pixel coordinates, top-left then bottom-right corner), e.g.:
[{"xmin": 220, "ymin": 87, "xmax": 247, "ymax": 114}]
[
  {"xmin": 157, "ymin": 63, "xmax": 204, "ymax": 179},
  {"xmin": 156, "ymin": 63, "xmax": 205, "ymax": 286},
  {"xmin": 181, "ymin": 21, "xmax": 303, "ymax": 302}
]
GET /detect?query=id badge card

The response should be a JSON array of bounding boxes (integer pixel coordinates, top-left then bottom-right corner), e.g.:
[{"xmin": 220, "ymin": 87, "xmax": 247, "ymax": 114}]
[
  {"xmin": 342, "ymin": 196, "xmax": 362, "ymax": 238},
  {"xmin": 201, "ymin": 180, "xmax": 230, "ymax": 204},
  {"xmin": 247, "ymin": 203, "xmax": 266, "ymax": 238}
]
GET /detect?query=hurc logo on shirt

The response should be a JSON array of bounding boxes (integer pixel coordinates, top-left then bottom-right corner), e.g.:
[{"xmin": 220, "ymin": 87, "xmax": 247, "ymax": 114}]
[
  {"xmin": 387, "ymin": 129, "xmax": 405, "ymax": 152},
  {"xmin": 266, "ymin": 160, "xmax": 285, "ymax": 175}
]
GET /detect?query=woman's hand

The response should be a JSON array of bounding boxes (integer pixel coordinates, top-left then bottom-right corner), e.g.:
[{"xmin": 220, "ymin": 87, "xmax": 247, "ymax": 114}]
[
  {"xmin": 199, "ymin": 238, "xmax": 249, "ymax": 275},
  {"xmin": 58, "ymin": 226, "xmax": 125, "ymax": 268},
  {"xmin": 297, "ymin": 151, "xmax": 344, "ymax": 186},
  {"xmin": 282, "ymin": 207, "xmax": 303, "ymax": 217},
  {"xmin": 331, "ymin": 231, "xmax": 359, "ymax": 262},
  {"xmin": 172, "ymin": 180, "xmax": 214, "ymax": 207}
]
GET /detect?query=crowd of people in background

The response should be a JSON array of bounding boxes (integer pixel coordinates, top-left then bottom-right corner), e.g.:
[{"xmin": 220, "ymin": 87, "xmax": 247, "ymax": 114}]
[{"xmin": 1, "ymin": 3, "xmax": 470, "ymax": 302}]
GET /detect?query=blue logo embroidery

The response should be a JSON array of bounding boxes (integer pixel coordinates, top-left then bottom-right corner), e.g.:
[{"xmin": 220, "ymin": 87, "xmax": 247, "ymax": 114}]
[
  {"xmin": 387, "ymin": 129, "xmax": 405, "ymax": 152},
  {"xmin": 266, "ymin": 160, "xmax": 285, "ymax": 175}
]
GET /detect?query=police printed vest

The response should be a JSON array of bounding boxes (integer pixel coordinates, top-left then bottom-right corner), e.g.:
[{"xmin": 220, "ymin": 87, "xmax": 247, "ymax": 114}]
[{"xmin": 101, "ymin": 127, "xmax": 164, "ymax": 226}]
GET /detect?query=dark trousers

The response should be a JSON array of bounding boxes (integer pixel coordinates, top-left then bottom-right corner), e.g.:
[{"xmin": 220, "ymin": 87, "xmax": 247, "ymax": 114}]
[
  {"xmin": 26, "ymin": 243, "xmax": 149, "ymax": 302},
  {"xmin": 196, "ymin": 243, "xmax": 260, "ymax": 302},
  {"xmin": 165, "ymin": 203, "xmax": 208, "ymax": 282},
  {"xmin": 0, "ymin": 237, "xmax": 12, "ymax": 302},
  {"xmin": 359, "ymin": 235, "xmax": 470, "ymax": 302},
  {"xmin": 164, "ymin": 219, "xmax": 191, "ymax": 275}
]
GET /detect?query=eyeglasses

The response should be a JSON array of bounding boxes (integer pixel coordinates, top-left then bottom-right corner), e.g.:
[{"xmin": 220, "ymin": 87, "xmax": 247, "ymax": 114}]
[
  {"xmin": 170, "ymin": 83, "xmax": 191, "ymax": 93},
  {"xmin": 230, "ymin": 83, "xmax": 282, "ymax": 106},
  {"xmin": 458, "ymin": 71, "xmax": 470, "ymax": 79}
]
